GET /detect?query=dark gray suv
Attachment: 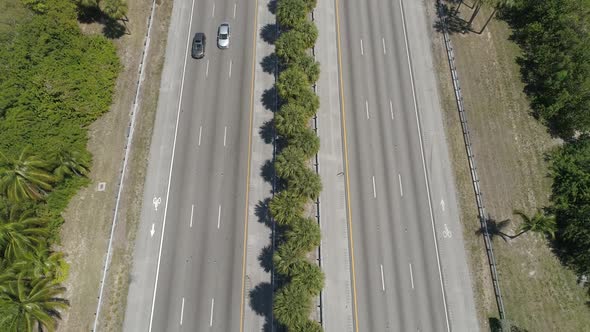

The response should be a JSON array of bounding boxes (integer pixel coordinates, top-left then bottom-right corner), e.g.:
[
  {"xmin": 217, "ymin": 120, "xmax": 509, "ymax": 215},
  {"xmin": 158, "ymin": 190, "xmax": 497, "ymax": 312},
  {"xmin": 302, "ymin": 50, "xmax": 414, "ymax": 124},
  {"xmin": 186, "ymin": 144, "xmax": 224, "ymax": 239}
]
[{"xmin": 191, "ymin": 32, "xmax": 206, "ymax": 59}]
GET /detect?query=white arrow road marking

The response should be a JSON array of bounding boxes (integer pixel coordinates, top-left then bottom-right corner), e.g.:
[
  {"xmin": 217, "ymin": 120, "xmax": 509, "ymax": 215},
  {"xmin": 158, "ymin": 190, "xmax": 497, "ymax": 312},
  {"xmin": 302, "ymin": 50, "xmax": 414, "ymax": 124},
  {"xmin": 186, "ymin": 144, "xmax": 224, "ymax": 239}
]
[
  {"xmin": 440, "ymin": 199, "xmax": 445, "ymax": 211},
  {"xmin": 150, "ymin": 224, "xmax": 155, "ymax": 237}
]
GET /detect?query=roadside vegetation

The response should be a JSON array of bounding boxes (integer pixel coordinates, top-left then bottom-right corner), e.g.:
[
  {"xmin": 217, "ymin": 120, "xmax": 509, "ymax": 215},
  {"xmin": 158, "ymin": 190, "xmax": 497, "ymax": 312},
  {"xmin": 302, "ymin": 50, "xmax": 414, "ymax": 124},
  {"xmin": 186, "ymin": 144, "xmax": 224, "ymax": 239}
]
[
  {"xmin": 442, "ymin": 0, "xmax": 590, "ymax": 330},
  {"xmin": 0, "ymin": 0, "xmax": 122, "ymax": 330},
  {"xmin": 270, "ymin": 0, "xmax": 324, "ymax": 330}
]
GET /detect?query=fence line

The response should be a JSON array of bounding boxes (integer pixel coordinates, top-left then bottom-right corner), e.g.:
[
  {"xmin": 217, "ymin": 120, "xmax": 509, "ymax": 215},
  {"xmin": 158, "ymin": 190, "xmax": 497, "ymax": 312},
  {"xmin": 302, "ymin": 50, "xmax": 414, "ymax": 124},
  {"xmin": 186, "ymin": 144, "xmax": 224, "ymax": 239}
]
[{"xmin": 436, "ymin": 0, "xmax": 506, "ymax": 320}]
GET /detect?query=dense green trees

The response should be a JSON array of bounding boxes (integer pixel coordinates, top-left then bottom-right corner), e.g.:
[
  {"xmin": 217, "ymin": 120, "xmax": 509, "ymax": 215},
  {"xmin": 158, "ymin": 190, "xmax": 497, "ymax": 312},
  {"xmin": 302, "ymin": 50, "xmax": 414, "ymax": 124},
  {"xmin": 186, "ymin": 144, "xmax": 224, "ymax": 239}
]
[
  {"xmin": 549, "ymin": 135, "xmax": 590, "ymax": 276},
  {"xmin": 0, "ymin": 0, "xmax": 120, "ymax": 329},
  {"xmin": 271, "ymin": 0, "xmax": 323, "ymax": 330},
  {"xmin": 507, "ymin": 0, "xmax": 590, "ymax": 137}
]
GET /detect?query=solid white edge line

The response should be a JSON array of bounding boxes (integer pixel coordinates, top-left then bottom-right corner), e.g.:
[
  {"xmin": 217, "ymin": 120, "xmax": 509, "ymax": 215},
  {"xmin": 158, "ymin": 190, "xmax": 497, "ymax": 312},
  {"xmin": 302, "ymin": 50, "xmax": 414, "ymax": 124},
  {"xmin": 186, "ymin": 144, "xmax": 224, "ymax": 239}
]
[
  {"xmin": 365, "ymin": 100, "xmax": 369, "ymax": 119},
  {"xmin": 210, "ymin": 298, "xmax": 215, "ymax": 327},
  {"xmin": 190, "ymin": 204, "xmax": 194, "ymax": 228},
  {"xmin": 399, "ymin": 0, "xmax": 451, "ymax": 330},
  {"xmin": 398, "ymin": 173, "xmax": 403, "ymax": 197},
  {"xmin": 380, "ymin": 264, "xmax": 385, "ymax": 291},
  {"xmin": 360, "ymin": 39, "xmax": 364, "ymax": 55},
  {"xmin": 147, "ymin": 0, "xmax": 197, "ymax": 329},
  {"xmin": 372, "ymin": 176, "xmax": 376, "ymax": 198},
  {"xmin": 180, "ymin": 297, "xmax": 185, "ymax": 325},
  {"xmin": 217, "ymin": 205, "xmax": 221, "ymax": 229},
  {"xmin": 198, "ymin": 125, "xmax": 203, "ymax": 146},
  {"xmin": 409, "ymin": 263, "xmax": 415, "ymax": 289},
  {"xmin": 223, "ymin": 126, "xmax": 227, "ymax": 146}
]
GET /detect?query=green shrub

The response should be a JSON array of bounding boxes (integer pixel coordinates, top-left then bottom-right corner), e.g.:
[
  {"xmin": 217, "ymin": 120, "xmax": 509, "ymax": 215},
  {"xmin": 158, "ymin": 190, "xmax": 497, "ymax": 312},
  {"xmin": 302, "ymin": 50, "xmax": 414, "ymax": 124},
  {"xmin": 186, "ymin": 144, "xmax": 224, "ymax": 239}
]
[
  {"xmin": 288, "ymin": 167, "xmax": 322, "ymax": 200},
  {"xmin": 276, "ymin": 0, "xmax": 307, "ymax": 29},
  {"xmin": 290, "ymin": 88, "xmax": 320, "ymax": 118},
  {"xmin": 296, "ymin": 20, "xmax": 319, "ymax": 50},
  {"xmin": 276, "ymin": 29, "xmax": 308, "ymax": 65},
  {"xmin": 291, "ymin": 261, "xmax": 324, "ymax": 295},
  {"xmin": 277, "ymin": 67, "xmax": 311, "ymax": 101},
  {"xmin": 290, "ymin": 128, "xmax": 320, "ymax": 158},
  {"xmin": 275, "ymin": 103, "xmax": 310, "ymax": 138},
  {"xmin": 274, "ymin": 281, "xmax": 312, "ymax": 328},
  {"xmin": 286, "ymin": 217, "xmax": 321, "ymax": 254},
  {"xmin": 293, "ymin": 54, "xmax": 320, "ymax": 84},
  {"xmin": 269, "ymin": 190, "xmax": 306, "ymax": 226},
  {"xmin": 276, "ymin": 146, "xmax": 307, "ymax": 180}
]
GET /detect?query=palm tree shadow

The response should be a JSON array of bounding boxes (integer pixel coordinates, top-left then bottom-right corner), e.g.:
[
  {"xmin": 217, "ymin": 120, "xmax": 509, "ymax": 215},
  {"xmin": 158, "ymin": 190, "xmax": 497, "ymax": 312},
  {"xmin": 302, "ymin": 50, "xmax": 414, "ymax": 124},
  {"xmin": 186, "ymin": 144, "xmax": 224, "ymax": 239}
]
[
  {"xmin": 475, "ymin": 215, "xmax": 512, "ymax": 242},
  {"xmin": 249, "ymin": 282, "xmax": 274, "ymax": 332}
]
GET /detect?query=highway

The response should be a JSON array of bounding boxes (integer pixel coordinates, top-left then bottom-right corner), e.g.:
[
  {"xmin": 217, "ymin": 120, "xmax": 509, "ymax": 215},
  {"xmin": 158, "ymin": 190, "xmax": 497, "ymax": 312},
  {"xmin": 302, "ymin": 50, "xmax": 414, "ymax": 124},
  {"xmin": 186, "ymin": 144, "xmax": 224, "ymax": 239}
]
[
  {"xmin": 336, "ymin": 0, "xmax": 449, "ymax": 330},
  {"xmin": 122, "ymin": 0, "xmax": 256, "ymax": 330}
]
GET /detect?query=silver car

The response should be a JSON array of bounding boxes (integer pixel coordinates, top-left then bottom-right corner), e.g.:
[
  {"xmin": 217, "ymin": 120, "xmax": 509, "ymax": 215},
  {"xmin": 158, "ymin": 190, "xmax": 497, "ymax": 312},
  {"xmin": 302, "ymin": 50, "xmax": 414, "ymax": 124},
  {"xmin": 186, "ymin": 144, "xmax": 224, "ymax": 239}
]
[{"xmin": 217, "ymin": 23, "xmax": 230, "ymax": 49}]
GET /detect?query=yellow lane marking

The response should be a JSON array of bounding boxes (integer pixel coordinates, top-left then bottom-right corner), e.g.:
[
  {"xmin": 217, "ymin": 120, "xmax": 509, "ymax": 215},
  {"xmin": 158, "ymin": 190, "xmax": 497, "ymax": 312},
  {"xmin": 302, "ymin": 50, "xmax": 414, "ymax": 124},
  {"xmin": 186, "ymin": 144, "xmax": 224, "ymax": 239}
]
[
  {"xmin": 334, "ymin": 0, "xmax": 360, "ymax": 330},
  {"xmin": 239, "ymin": 0, "xmax": 259, "ymax": 330}
]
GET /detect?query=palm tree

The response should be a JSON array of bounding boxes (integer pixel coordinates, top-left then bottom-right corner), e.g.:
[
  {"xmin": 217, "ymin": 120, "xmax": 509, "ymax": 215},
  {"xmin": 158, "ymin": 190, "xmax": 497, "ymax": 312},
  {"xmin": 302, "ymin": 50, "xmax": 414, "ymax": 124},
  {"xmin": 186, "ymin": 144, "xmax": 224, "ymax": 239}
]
[
  {"xmin": 275, "ymin": 146, "xmax": 306, "ymax": 181},
  {"xmin": 288, "ymin": 168, "xmax": 322, "ymax": 201},
  {"xmin": 51, "ymin": 148, "xmax": 90, "ymax": 181},
  {"xmin": 275, "ymin": 103, "xmax": 309, "ymax": 139},
  {"xmin": 269, "ymin": 190, "xmax": 305, "ymax": 226},
  {"xmin": 14, "ymin": 245, "xmax": 65, "ymax": 282},
  {"xmin": 511, "ymin": 209, "xmax": 556, "ymax": 239},
  {"xmin": 0, "ymin": 276, "xmax": 69, "ymax": 332},
  {"xmin": 0, "ymin": 209, "xmax": 49, "ymax": 259},
  {"xmin": 0, "ymin": 149, "xmax": 57, "ymax": 203}
]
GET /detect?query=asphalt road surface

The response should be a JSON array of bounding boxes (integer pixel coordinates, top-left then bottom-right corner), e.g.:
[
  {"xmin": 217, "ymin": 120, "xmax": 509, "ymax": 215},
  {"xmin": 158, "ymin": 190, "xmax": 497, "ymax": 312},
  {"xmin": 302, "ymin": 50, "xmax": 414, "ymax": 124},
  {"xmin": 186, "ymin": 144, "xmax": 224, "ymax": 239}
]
[
  {"xmin": 337, "ymin": 0, "xmax": 451, "ymax": 330},
  {"xmin": 123, "ymin": 0, "xmax": 256, "ymax": 331}
]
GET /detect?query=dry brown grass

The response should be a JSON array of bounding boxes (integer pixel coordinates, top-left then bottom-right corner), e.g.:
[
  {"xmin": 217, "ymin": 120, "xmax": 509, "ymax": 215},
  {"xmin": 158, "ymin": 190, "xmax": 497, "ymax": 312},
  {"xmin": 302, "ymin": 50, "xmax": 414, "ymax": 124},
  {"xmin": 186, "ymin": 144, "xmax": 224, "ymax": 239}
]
[
  {"xmin": 57, "ymin": 0, "xmax": 173, "ymax": 331},
  {"xmin": 427, "ymin": 2, "xmax": 590, "ymax": 331}
]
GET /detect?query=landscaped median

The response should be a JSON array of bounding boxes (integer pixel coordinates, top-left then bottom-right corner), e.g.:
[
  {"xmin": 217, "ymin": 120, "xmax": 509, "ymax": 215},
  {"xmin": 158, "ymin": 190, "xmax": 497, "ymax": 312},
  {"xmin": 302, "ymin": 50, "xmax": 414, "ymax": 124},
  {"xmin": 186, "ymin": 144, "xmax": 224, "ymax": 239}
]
[{"xmin": 269, "ymin": 0, "xmax": 324, "ymax": 330}]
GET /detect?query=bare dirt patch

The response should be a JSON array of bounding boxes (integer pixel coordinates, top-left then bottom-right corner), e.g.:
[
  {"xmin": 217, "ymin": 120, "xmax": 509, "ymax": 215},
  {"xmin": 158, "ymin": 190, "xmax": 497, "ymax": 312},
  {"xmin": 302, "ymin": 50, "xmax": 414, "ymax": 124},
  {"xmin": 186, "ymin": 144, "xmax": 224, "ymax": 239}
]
[
  {"xmin": 57, "ymin": 0, "xmax": 173, "ymax": 331},
  {"xmin": 426, "ymin": 2, "xmax": 590, "ymax": 331}
]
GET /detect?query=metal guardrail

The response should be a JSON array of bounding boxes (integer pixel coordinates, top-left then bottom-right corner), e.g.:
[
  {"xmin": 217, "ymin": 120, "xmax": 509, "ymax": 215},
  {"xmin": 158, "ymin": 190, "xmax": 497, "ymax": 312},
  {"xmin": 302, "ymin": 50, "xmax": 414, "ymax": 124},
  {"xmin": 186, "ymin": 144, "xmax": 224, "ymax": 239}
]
[
  {"xmin": 310, "ymin": 8, "xmax": 325, "ymax": 328},
  {"xmin": 436, "ymin": 0, "xmax": 506, "ymax": 321}
]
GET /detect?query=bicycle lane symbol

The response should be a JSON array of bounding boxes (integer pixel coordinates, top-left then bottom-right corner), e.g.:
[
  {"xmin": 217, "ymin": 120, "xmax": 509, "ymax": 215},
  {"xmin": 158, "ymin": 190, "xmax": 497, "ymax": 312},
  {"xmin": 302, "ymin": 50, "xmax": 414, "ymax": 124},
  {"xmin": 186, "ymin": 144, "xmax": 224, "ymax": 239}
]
[{"xmin": 442, "ymin": 224, "xmax": 452, "ymax": 239}]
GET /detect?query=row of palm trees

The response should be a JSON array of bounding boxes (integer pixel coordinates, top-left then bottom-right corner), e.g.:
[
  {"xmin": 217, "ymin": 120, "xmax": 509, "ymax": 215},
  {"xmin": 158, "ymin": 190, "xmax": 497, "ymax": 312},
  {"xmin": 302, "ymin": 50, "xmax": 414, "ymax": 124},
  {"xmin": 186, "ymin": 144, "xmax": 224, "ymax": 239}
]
[
  {"xmin": 270, "ymin": 0, "xmax": 324, "ymax": 331},
  {"xmin": 0, "ymin": 146, "xmax": 90, "ymax": 331}
]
